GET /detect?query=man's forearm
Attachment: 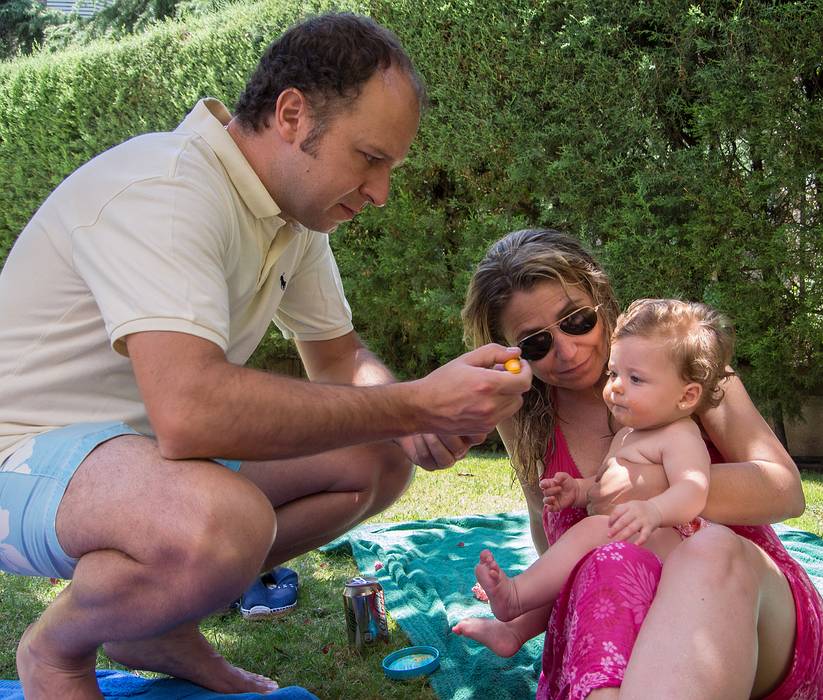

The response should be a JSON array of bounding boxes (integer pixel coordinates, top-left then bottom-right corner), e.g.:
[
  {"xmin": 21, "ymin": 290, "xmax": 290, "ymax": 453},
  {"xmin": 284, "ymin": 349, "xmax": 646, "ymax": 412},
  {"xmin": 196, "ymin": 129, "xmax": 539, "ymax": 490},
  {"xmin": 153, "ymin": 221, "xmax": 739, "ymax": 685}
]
[
  {"xmin": 131, "ymin": 331, "xmax": 530, "ymax": 465},
  {"xmin": 155, "ymin": 361, "xmax": 419, "ymax": 461}
]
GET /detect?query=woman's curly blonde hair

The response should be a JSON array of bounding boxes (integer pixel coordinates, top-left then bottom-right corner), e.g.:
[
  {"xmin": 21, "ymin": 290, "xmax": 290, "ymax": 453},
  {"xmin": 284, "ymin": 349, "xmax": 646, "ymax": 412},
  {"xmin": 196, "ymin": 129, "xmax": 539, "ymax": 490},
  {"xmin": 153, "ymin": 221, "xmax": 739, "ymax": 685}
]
[{"xmin": 461, "ymin": 229, "xmax": 619, "ymax": 487}]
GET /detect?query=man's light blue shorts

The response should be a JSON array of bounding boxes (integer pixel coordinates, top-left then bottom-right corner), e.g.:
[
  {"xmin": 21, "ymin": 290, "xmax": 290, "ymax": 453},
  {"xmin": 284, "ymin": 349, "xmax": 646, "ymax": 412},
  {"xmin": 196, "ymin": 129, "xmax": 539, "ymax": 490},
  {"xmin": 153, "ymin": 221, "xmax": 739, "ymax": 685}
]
[{"xmin": 0, "ymin": 421, "xmax": 242, "ymax": 580}]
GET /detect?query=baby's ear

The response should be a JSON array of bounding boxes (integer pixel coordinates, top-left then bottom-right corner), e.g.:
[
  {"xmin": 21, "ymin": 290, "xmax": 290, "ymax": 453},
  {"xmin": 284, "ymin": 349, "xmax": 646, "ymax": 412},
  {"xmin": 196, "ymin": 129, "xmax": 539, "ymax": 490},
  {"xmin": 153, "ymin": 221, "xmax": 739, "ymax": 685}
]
[{"xmin": 679, "ymin": 383, "xmax": 702, "ymax": 411}]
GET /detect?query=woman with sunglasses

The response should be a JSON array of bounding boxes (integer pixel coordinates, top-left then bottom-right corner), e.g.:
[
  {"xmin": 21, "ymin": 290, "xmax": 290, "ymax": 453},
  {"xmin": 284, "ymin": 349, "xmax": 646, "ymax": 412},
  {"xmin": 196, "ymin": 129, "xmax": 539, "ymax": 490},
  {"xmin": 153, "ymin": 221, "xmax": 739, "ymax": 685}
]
[
  {"xmin": 456, "ymin": 228, "xmax": 819, "ymax": 699},
  {"xmin": 460, "ymin": 297, "xmax": 735, "ymax": 630}
]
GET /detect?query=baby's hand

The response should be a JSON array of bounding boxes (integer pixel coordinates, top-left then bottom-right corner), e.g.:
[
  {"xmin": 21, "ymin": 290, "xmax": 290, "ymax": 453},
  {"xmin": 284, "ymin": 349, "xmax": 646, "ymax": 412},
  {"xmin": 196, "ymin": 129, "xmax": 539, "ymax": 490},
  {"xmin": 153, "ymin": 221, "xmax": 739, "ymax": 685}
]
[
  {"xmin": 607, "ymin": 499, "xmax": 663, "ymax": 545},
  {"xmin": 540, "ymin": 472, "xmax": 579, "ymax": 512}
]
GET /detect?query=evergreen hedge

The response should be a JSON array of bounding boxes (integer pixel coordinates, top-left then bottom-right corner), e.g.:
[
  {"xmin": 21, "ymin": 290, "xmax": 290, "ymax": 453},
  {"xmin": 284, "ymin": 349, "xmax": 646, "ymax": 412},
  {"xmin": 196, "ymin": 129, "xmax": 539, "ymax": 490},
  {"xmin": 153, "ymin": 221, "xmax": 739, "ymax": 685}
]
[{"xmin": 0, "ymin": 0, "xmax": 820, "ymax": 434}]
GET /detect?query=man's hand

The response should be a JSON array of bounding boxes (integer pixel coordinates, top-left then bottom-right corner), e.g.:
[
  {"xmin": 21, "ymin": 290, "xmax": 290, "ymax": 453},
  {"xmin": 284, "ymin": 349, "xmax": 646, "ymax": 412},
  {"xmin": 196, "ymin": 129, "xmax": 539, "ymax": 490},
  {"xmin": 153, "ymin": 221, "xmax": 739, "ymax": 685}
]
[
  {"xmin": 412, "ymin": 344, "xmax": 533, "ymax": 436},
  {"xmin": 607, "ymin": 499, "xmax": 663, "ymax": 545},
  {"xmin": 540, "ymin": 472, "xmax": 580, "ymax": 511},
  {"xmin": 587, "ymin": 457, "xmax": 669, "ymax": 516},
  {"xmin": 395, "ymin": 433, "xmax": 486, "ymax": 471}
]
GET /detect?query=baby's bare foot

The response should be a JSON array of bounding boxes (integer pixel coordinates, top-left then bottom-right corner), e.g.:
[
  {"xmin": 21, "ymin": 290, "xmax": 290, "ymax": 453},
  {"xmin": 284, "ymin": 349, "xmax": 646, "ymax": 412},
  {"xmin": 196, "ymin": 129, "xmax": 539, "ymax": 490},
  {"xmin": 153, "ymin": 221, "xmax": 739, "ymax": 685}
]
[
  {"xmin": 452, "ymin": 617, "xmax": 523, "ymax": 657},
  {"xmin": 475, "ymin": 549, "xmax": 522, "ymax": 622}
]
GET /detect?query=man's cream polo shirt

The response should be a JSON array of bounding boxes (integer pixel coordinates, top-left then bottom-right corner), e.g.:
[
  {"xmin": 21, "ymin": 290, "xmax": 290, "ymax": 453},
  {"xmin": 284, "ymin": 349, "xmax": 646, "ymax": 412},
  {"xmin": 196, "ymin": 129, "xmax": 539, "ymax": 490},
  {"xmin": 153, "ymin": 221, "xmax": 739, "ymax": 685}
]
[{"xmin": 0, "ymin": 99, "xmax": 353, "ymax": 462}]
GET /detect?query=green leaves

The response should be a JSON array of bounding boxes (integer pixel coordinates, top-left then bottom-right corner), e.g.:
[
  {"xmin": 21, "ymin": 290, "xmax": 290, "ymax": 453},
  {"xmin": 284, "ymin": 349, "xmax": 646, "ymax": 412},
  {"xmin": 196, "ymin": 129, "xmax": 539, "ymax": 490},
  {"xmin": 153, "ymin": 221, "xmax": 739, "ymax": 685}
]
[{"xmin": 1, "ymin": 0, "xmax": 821, "ymax": 429}]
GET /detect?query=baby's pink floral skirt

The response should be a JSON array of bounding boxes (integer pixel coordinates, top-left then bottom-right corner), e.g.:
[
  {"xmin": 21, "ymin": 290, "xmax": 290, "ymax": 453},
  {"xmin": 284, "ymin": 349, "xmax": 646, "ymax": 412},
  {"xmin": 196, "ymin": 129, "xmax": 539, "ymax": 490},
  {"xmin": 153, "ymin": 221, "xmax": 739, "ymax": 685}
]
[{"xmin": 536, "ymin": 532, "xmax": 823, "ymax": 700}]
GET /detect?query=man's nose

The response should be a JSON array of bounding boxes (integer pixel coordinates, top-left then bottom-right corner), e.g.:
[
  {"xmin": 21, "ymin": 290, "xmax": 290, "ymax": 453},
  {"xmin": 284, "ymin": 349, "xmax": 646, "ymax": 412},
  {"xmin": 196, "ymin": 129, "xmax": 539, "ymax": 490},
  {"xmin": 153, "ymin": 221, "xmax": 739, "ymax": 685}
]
[{"xmin": 360, "ymin": 167, "xmax": 391, "ymax": 208}]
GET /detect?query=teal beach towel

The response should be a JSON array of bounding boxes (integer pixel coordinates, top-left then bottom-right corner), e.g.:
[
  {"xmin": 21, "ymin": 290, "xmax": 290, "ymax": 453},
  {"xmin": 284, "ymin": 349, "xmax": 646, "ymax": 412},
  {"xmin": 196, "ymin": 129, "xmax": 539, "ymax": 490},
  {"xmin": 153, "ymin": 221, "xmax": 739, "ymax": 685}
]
[
  {"xmin": 323, "ymin": 512, "xmax": 542, "ymax": 699},
  {"xmin": 322, "ymin": 512, "xmax": 823, "ymax": 700},
  {"xmin": 774, "ymin": 523, "xmax": 823, "ymax": 592}
]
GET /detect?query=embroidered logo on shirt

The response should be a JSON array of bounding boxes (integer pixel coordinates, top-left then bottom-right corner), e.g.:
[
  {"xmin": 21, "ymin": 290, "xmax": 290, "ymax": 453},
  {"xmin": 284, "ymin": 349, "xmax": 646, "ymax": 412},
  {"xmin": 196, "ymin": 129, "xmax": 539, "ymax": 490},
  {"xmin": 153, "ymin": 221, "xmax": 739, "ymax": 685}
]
[{"xmin": 280, "ymin": 274, "xmax": 287, "ymax": 290}]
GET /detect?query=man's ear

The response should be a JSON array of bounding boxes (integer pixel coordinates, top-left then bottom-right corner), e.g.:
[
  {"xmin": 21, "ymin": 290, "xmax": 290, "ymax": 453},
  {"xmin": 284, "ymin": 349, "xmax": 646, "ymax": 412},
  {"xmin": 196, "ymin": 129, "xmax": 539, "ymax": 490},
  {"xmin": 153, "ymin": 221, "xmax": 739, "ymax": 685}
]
[
  {"xmin": 678, "ymin": 382, "xmax": 702, "ymax": 411},
  {"xmin": 274, "ymin": 88, "xmax": 308, "ymax": 144}
]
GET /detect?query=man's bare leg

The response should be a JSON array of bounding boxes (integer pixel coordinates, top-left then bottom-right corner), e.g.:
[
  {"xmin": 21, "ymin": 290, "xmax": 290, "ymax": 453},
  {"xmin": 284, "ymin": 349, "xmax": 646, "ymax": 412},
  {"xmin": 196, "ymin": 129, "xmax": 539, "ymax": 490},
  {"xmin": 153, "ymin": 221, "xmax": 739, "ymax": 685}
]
[
  {"xmin": 17, "ymin": 436, "xmax": 413, "ymax": 699},
  {"xmin": 105, "ymin": 439, "xmax": 414, "ymax": 687},
  {"xmin": 16, "ymin": 436, "xmax": 279, "ymax": 699},
  {"xmin": 239, "ymin": 439, "xmax": 414, "ymax": 568}
]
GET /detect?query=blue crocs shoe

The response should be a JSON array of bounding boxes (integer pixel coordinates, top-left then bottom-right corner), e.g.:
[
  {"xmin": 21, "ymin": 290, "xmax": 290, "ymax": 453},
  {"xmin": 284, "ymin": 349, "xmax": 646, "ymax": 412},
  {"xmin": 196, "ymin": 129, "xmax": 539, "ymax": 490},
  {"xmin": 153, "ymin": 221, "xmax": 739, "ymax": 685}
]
[{"xmin": 239, "ymin": 566, "xmax": 299, "ymax": 620}]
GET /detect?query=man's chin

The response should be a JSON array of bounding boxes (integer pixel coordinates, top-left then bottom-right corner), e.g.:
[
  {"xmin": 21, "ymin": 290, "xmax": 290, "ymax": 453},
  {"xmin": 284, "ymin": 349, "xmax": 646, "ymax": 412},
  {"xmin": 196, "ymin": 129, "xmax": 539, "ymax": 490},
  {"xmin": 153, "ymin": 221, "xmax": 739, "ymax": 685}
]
[{"xmin": 293, "ymin": 217, "xmax": 338, "ymax": 234}]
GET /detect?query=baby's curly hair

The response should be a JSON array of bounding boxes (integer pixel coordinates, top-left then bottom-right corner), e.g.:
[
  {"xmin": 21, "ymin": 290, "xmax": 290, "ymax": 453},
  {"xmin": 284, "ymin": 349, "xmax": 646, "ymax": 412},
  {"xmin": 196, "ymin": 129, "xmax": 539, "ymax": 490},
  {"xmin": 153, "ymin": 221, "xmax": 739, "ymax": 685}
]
[{"xmin": 613, "ymin": 299, "xmax": 736, "ymax": 411}]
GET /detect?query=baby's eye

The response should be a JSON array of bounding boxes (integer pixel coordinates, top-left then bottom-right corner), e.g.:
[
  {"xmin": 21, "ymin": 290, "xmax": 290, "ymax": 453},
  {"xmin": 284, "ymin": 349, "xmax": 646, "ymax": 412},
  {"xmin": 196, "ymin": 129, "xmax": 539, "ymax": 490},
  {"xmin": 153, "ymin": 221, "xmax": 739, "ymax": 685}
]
[
  {"xmin": 363, "ymin": 152, "xmax": 379, "ymax": 163},
  {"xmin": 630, "ymin": 375, "xmax": 643, "ymax": 384},
  {"xmin": 605, "ymin": 369, "xmax": 616, "ymax": 379}
]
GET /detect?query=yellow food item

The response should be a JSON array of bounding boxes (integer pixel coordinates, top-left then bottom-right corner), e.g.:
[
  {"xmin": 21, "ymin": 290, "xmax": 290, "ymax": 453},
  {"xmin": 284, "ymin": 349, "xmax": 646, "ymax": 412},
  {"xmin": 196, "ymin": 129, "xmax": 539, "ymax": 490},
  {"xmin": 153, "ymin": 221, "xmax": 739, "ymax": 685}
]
[{"xmin": 504, "ymin": 358, "xmax": 521, "ymax": 374}]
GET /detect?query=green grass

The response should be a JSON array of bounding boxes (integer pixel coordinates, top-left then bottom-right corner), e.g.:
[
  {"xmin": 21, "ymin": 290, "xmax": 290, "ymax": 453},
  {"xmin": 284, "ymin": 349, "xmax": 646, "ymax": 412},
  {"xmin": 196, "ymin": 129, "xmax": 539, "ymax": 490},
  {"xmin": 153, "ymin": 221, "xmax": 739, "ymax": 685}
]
[
  {"xmin": 785, "ymin": 469, "xmax": 823, "ymax": 538},
  {"xmin": 1, "ymin": 454, "xmax": 821, "ymax": 698}
]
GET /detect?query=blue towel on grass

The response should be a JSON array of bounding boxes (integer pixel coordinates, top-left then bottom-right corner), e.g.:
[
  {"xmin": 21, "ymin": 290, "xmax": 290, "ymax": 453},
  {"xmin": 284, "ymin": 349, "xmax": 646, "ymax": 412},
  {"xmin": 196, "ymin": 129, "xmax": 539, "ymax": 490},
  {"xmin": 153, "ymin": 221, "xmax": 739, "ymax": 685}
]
[
  {"xmin": 0, "ymin": 670, "xmax": 318, "ymax": 699},
  {"xmin": 322, "ymin": 511, "xmax": 823, "ymax": 700}
]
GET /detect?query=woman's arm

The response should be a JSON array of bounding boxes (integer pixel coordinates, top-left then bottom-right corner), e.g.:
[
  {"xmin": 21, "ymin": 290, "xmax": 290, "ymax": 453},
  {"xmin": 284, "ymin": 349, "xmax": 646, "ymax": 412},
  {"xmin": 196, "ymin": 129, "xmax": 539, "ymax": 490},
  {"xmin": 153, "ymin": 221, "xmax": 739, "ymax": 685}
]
[
  {"xmin": 698, "ymin": 374, "xmax": 804, "ymax": 524},
  {"xmin": 498, "ymin": 418, "xmax": 549, "ymax": 554},
  {"xmin": 523, "ymin": 481, "xmax": 550, "ymax": 555}
]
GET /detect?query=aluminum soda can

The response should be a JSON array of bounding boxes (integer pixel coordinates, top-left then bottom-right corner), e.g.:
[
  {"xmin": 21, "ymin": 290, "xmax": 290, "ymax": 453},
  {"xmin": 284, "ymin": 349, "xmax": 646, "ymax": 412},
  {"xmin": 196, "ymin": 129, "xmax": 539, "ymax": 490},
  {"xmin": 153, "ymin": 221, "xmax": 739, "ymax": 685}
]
[{"xmin": 343, "ymin": 575, "xmax": 389, "ymax": 649}]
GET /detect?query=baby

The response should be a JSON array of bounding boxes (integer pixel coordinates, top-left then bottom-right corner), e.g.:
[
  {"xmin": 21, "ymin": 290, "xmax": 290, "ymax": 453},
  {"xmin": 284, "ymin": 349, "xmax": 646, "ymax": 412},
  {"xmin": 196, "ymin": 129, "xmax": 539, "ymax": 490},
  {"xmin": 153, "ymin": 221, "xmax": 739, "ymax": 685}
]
[{"xmin": 463, "ymin": 298, "xmax": 734, "ymax": 627}]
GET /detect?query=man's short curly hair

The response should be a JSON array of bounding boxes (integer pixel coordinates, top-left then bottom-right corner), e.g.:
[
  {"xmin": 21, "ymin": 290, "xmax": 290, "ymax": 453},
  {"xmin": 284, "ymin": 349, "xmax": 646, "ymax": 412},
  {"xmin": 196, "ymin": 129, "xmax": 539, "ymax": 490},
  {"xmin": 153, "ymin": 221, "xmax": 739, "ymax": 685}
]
[{"xmin": 234, "ymin": 12, "xmax": 427, "ymax": 154}]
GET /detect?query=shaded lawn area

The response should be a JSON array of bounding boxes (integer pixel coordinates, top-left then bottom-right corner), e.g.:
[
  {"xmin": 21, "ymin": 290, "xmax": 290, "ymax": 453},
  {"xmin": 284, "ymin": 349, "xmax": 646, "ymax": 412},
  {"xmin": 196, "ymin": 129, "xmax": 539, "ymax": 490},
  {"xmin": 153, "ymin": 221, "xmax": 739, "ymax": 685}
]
[{"xmin": 0, "ymin": 456, "xmax": 820, "ymax": 697}]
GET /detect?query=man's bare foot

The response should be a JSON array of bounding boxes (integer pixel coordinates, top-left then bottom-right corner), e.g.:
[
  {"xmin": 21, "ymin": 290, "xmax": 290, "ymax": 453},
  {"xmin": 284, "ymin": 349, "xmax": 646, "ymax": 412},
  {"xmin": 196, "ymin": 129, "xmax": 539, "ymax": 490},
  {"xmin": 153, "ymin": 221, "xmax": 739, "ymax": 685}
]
[
  {"xmin": 475, "ymin": 549, "xmax": 522, "ymax": 622},
  {"xmin": 16, "ymin": 623, "xmax": 103, "ymax": 700},
  {"xmin": 452, "ymin": 617, "xmax": 524, "ymax": 657},
  {"xmin": 103, "ymin": 622, "xmax": 278, "ymax": 694}
]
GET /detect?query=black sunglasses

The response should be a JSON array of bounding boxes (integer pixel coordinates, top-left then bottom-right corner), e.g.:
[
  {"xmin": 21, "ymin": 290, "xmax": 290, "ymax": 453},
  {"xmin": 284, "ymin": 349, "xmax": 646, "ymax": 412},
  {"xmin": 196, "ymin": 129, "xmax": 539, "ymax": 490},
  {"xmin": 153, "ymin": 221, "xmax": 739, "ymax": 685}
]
[{"xmin": 516, "ymin": 305, "xmax": 602, "ymax": 361}]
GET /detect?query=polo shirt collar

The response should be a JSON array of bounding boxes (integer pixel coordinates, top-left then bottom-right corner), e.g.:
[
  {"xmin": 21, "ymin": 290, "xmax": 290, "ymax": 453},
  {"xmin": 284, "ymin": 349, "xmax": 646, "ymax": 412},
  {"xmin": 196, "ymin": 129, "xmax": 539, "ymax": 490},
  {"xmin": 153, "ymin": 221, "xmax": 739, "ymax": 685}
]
[{"xmin": 178, "ymin": 98, "xmax": 286, "ymax": 226}]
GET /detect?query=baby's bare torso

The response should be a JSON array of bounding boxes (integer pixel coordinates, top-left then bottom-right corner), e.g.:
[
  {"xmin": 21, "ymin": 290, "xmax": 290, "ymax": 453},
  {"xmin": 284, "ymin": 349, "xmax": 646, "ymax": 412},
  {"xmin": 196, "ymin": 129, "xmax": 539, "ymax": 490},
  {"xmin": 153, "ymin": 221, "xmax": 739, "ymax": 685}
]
[{"xmin": 605, "ymin": 417, "xmax": 701, "ymax": 467}]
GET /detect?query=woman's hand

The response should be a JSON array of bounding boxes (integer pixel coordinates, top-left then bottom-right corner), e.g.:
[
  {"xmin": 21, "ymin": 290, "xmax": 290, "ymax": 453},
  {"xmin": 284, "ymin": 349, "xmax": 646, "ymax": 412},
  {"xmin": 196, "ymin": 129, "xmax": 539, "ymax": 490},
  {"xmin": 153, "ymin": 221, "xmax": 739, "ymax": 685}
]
[{"xmin": 588, "ymin": 457, "xmax": 669, "ymax": 516}]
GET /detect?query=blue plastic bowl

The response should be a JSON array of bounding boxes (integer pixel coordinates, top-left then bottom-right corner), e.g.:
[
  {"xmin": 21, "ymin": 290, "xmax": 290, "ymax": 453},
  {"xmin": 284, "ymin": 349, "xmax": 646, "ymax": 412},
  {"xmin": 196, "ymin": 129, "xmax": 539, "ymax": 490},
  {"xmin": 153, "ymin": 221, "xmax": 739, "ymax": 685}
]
[{"xmin": 381, "ymin": 645, "xmax": 441, "ymax": 680}]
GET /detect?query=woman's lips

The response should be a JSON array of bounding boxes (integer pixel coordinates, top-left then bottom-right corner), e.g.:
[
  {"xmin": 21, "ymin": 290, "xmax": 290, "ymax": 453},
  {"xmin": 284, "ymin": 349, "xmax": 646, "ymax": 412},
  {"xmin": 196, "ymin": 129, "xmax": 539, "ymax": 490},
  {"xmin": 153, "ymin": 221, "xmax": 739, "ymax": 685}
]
[{"xmin": 557, "ymin": 355, "xmax": 589, "ymax": 375}]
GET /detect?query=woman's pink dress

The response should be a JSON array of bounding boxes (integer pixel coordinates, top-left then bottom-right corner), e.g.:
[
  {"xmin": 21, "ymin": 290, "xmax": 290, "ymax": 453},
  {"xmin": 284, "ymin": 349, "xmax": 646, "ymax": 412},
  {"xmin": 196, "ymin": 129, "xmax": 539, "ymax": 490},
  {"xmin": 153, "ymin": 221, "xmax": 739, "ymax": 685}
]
[{"xmin": 535, "ymin": 426, "xmax": 823, "ymax": 700}]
